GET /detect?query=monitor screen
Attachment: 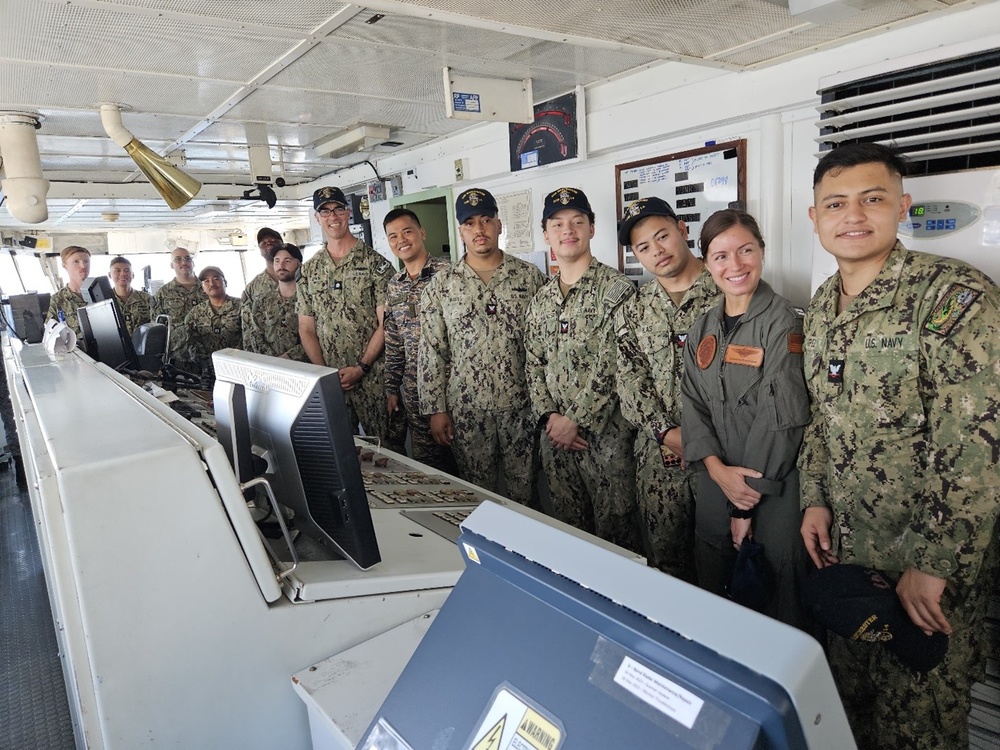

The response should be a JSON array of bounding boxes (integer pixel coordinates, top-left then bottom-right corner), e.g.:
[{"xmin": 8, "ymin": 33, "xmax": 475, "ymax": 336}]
[
  {"xmin": 82, "ymin": 276, "xmax": 115, "ymax": 303},
  {"xmin": 3, "ymin": 292, "xmax": 49, "ymax": 343},
  {"xmin": 78, "ymin": 299, "xmax": 140, "ymax": 371},
  {"xmin": 211, "ymin": 348, "xmax": 380, "ymax": 570}
]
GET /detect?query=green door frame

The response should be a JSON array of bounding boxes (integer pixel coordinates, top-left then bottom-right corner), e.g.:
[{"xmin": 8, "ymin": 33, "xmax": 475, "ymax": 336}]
[{"xmin": 390, "ymin": 186, "xmax": 457, "ymax": 263}]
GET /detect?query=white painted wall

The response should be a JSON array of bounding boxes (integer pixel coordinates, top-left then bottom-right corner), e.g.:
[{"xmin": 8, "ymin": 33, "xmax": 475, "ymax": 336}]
[{"xmin": 339, "ymin": 2, "xmax": 1000, "ymax": 306}]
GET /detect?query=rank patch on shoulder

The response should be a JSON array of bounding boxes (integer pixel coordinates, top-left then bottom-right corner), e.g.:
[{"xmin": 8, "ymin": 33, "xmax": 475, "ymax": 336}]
[
  {"xmin": 559, "ymin": 320, "xmax": 570, "ymax": 334},
  {"xmin": 924, "ymin": 283, "xmax": 980, "ymax": 337},
  {"xmin": 674, "ymin": 333, "xmax": 688, "ymax": 348},
  {"xmin": 788, "ymin": 333, "xmax": 803, "ymax": 354},
  {"xmin": 828, "ymin": 359, "xmax": 844, "ymax": 383},
  {"xmin": 696, "ymin": 335, "xmax": 717, "ymax": 369},
  {"xmin": 377, "ymin": 260, "xmax": 391, "ymax": 274}
]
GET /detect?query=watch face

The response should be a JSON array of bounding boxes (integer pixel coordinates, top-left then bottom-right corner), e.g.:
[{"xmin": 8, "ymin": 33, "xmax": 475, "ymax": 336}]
[{"xmin": 360, "ymin": 196, "xmax": 370, "ymax": 220}]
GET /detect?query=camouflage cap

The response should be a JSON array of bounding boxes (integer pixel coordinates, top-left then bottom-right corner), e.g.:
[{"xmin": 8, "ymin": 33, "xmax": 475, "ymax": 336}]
[
  {"xmin": 542, "ymin": 187, "xmax": 593, "ymax": 222},
  {"xmin": 800, "ymin": 564, "xmax": 949, "ymax": 674},
  {"xmin": 313, "ymin": 186, "xmax": 349, "ymax": 211},
  {"xmin": 617, "ymin": 196, "xmax": 678, "ymax": 246},
  {"xmin": 455, "ymin": 188, "xmax": 498, "ymax": 223}
]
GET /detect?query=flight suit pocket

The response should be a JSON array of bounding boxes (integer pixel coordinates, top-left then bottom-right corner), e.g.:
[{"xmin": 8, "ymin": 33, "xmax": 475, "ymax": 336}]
[{"xmin": 765, "ymin": 377, "xmax": 811, "ymax": 430}]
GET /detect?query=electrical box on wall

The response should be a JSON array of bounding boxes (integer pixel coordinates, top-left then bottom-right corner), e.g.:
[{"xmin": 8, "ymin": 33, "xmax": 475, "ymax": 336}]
[
  {"xmin": 387, "ymin": 174, "xmax": 403, "ymax": 198},
  {"xmin": 454, "ymin": 158, "xmax": 468, "ymax": 182}
]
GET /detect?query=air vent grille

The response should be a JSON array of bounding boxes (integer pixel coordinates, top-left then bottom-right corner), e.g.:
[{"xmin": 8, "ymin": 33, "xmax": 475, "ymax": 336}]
[{"xmin": 817, "ymin": 48, "xmax": 1000, "ymax": 176}]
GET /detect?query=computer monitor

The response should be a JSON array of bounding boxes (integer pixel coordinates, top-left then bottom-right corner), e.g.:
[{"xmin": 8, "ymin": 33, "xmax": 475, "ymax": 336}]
[
  {"xmin": 211, "ymin": 348, "xmax": 380, "ymax": 570},
  {"xmin": 81, "ymin": 276, "xmax": 115, "ymax": 303},
  {"xmin": 77, "ymin": 299, "xmax": 140, "ymax": 371},
  {"xmin": 3, "ymin": 292, "xmax": 49, "ymax": 343}
]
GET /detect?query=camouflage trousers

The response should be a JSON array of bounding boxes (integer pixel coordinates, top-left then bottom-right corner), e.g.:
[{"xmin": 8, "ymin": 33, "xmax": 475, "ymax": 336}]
[
  {"xmin": 828, "ymin": 576, "xmax": 992, "ymax": 750},
  {"xmin": 347, "ymin": 363, "xmax": 406, "ymax": 453},
  {"xmin": 400, "ymin": 386, "xmax": 458, "ymax": 475},
  {"xmin": 635, "ymin": 435, "xmax": 697, "ymax": 582},
  {"xmin": 451, "ymin": 407, "xmax": 537, "ymax": 507},
  {"xmin": 541, "ymin": 411, "xmax": 642, "ymax": 556}
]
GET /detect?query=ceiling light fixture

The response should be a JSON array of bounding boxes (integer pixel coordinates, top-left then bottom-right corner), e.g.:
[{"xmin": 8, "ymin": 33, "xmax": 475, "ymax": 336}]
[{"xmin": 100, "ymin": 103, "xmax": 201, "ymax": 210}]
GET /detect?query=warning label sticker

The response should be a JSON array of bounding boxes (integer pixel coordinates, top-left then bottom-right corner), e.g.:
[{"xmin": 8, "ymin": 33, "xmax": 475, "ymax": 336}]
[{"xmin": 466, "ymin": 686, "xmax": 564, "ymax": 750}]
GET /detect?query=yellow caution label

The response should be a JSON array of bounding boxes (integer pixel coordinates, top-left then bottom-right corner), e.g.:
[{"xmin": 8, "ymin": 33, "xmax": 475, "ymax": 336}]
[
  {"xmin": 472, "ymin": 715, "xmax": 506, "ymax": 750},
  {"xmin": 516, "ymin": 708, "xmax": 561, "ymax": 750}
]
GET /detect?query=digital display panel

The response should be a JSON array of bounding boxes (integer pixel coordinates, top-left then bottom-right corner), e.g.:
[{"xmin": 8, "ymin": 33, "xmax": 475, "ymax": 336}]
[{"xmin": 910, "ymin": 205, "xmax": 925, "ymax": 217}]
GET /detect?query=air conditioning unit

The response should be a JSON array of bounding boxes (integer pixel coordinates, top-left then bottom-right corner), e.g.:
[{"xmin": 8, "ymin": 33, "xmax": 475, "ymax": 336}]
[{"xmin": 312, "ymin": 125, "xmax": 391, "ymax": 159}]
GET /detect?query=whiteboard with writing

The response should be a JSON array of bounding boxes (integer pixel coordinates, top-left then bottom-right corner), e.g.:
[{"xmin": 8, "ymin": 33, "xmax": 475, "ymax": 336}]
[{"xmin": 615, "ymin": 140, "xmax": 746, "ymax": 282}]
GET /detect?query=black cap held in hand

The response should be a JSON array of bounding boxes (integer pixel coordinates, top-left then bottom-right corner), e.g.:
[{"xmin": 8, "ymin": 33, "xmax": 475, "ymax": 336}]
[{"xmin": 800, "ymin": 564, "xmax": 949, "ymax": 673}]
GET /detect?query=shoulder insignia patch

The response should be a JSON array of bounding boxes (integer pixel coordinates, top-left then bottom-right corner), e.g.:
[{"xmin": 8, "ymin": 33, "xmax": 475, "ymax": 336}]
[
  {"xmin": 376, "ymin": 260, "xmax": 392, "ymax": 274},
  {"xmin": 604, "ymin": 279, "xmax": 635, "ymax": 308},
  {"xmin": 789, "ymin": 306, "xmax": 806, "ymax": 318},
  {"xmin": 924, "ymin": 283, "xmax": 980, "ymax": 337},
  {"xmin": 696, "ymin": 335, "xmax": 717, "ymax": 370}
]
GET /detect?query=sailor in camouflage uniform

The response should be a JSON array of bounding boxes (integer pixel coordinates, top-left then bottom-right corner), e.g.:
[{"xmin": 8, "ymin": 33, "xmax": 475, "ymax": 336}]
[
  {"xmin": 524, "ymin": 188, "xmax": 640, "ymax": 551},
  {"xmin": 298, "ymin": 186, "xmax": 401, "ymax": 448},
  {"xmin": 247, "ymin": 244, "xmax": 306, "ymax": 361},
  {"xmin": 382, "ymin": 208, "xmax": 456, "ymax": 473},
  {"xmin": 152, "ymin": 246, "xmax": 206, "ymax": 373},
  {"xmin": 799, "ymin": 143, "xmax": 1000, "ymax": 750},
  {"xmin": 614, "ymin": 197, "xmax": 720, "ymax": 581},
  {"xmin": 178, "ymin": 266, "xmax": 241, "ymax": 382},
  {"xmin": 108, "ymin": 256, "xmax": 152, "ymax": 335},
  {"xmin": 418, "ymin": 188, "xmax": 545, "ymax": 505},
  {"xmin": 241, "ymin": 227, "xmax": 281, "ymax": 354},
  {"xmin": 46, "ymin": 245, "xmax": 91, "ymax": 338}
]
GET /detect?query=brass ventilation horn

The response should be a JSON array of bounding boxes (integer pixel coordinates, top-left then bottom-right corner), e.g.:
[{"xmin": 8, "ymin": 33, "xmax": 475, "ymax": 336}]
[{"xmin": 100, "ymin": 104, "xmax": 201, "ymax": 210}]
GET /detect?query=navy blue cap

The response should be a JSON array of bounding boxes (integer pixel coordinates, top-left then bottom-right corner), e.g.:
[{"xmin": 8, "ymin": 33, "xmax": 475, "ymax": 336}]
[
  {"xmin": 542, "ymin": 187, "xmax": 593, "ymax": 222},
  {"xmin": 456, "ymin": 188, "xmax": 498, "ymax": 223},
  {"xmin": 800, "ymin": 564, "xmax": 949, "ymax": 674},
  {"xmin": 313, "ymin": 186, "xmax": 348, "ymax": 211},
  {"xmin": 617, "ymin": 196, "xmax": 679, "ymax": 246},
  {"xmin": 256, "ymin": 227, "xmax": 281, "ymax": 244}
]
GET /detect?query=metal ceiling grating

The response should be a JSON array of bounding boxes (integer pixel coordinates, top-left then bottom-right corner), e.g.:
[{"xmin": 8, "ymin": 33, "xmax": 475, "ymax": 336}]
[
  {"xmin": 387, "ymin": 0, "xmax": 795, "ymax": 58},
  {"xmin": 816, "ymin": 46, "xmax": 1000, "ymax": 175},
  {"xmin": 68, "ymin": 0, "xmax": 345, "ymax": 33},
  {"xmin": 0, "ymin": 1, "xmax": 299, "ymax": 82},
  {"xmin": 713, "ymin": 1, "xmax": 925, "ymax": 67}
]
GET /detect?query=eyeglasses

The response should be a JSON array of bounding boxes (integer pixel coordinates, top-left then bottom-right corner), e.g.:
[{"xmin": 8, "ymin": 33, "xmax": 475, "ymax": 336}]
[{"xmin": 318, "ymin": 206, "xmax": 349, "ymax": 218}]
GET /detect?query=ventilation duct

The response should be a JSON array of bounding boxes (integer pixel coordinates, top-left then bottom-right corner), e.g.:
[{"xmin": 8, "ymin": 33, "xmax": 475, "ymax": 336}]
[
  {"xmin": 816, "ymin": 47, "xmax": 1000, "ymax": 176},
  {"xmin": 0, "ymin": 112, "xmax": 49, "ymax": 224},
  {"xmin": 100, "ymin": 104, "xmax": 201, "ymax": 209}
]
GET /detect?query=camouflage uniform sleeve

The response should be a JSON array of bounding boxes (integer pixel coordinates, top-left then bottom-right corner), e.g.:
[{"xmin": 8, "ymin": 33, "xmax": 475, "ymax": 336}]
[
  {"xmin": 523, "ymin": 293, "xmax": 559, "ymax": 420},
  {"xmin": 562, "ymin": 279, "xmax": 634, "ymax": 432},
  {"xmin": 374, "ymin": 257, "xmax": 394, "ymax": 305},
  {"xmin": 904, "ymin": 284, "xmax": 1000, "ymax": 585},
  {"xmin": 797, "ymin": 387, "xmax": 831, "ymax": 511},
  {"xmin": 615, "ymin": 302, "xmax": 675, "ymax": 442},
  {"xmin": 295, "ymin": 267, "xmax": 315, "ymax": 318},
  {"xmin": 45, "ymin": 292, "xmax": 59, "ymax": 324},
  {"xmin": 240, "ymin": 285, "xmax": 261, "ymax": 353},
  {"xmin": 417, "ymin": 277, "xmax": 450, "ymax": 415},
  {"xmin": 383, "ymin": 300, "xmax": 404, "ymax": 396}
]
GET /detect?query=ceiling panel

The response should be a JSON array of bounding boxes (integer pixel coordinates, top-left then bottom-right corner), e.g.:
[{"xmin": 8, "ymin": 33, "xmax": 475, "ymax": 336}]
[
  {"xmin": 712, "ymin": 1, "xmax": 926, "ymax": 67},
  {"xmin": 0, "ymin": 0, "xmax": 985, "ymax": 233},
  {"xmin": 0, "ymin": 62, "xmax": 243, "ymax": 118},
  {"xmin": 389, "ymin": 0, "xmax": 795, "ymax": 57},
  {"xmin": 91, "ymin": 0, "xmax": 348, "ymax": 33},
  {"xmin": 0, "ymin": 1, "xmax": 302, "ymax": 82}
]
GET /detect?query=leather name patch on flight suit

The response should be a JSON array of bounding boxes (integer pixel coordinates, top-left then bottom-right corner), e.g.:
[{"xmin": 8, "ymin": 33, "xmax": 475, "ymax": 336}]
[
  {"xmin": 788, "ymin": 333, "xmax": 803, "ymax": 354},
  {"xmin": 723, "ymin": 344, "xmax": 764, "ymax": 368}
]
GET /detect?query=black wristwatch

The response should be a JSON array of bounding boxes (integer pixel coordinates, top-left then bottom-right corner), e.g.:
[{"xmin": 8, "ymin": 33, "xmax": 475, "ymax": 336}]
[
  {"xmin": 357, "ymin": 361, "xmax": 371, "ymax": 376},
  {"xmin": 726, "ymin": 501, "xmax": 754, "ymax": 519}
]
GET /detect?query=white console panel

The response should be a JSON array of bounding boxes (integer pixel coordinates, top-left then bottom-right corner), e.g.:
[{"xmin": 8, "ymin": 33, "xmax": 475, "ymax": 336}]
[{"xmin": 7, "ymin": 343, "xmax": 464, "ymax": 749}]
